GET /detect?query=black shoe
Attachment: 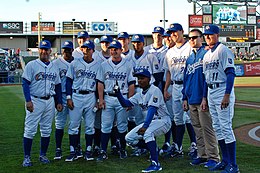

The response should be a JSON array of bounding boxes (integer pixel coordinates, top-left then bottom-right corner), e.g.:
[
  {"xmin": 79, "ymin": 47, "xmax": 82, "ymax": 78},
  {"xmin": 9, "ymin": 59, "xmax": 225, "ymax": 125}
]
[
  {"xmin": 84, "ymin": 151, "xmax": 94, "ymax": 161},
  {"xmin": 96, "ymin": 150, "xmax": 108, "ymax": 162},
  {"xmin": 119, "ymin": 149, "xmax": 127, "ymax": 159},
  {"xmin": 65, "ymin": 152, "xmax": 78, "ymax": 162},
  {"xmin": 54, "ymin": 148, "xmax": 62, "ymax": 160}
]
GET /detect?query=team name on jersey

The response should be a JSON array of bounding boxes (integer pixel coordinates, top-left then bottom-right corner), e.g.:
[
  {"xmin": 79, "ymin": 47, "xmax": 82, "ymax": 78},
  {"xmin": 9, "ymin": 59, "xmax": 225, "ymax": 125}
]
[
  {"xmin": 139, "ymin": 103, "xmax": 148, "ymax": 111},
  {"xmin": 205, "ymin": 60, "xmax": 220, "ymax": 70},
  {"xmin": 133, "ymin": 66, "xmax": 149, "ymax": 73},
  {"xmin": 59, "ymin": 69, "xmax": 67, "ymax": 78},
  {"xmin": 105, "ymin": 71, "xmax": 127, "ymax": 81},
  {"xmin": 171, "ymin": 56, "xmax": 188, "ymax": 65},
  {"xmin": 76, "ymin": 69, "xmax": 97, "ymax": 79},
  {"xmin": 35, "ymin": 72, "xmax": 57, "ymax": 81},
  {"xmin": 186, "ymin": 59, "xmax": 203, "ymax": 75}
]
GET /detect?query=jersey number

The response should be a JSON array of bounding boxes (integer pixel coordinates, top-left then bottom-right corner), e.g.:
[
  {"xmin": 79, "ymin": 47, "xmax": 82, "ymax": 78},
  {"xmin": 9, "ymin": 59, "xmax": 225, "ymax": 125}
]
[{"xmin": 212, "ymin": 72, "xmax": 218, "ymax": 81}]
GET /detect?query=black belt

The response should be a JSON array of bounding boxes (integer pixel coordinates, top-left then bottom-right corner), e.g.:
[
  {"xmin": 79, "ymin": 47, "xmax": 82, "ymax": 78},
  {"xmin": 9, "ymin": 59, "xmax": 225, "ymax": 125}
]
[
  {"xmin": 171, "ymin": 80, "xmax": 183, "ymax": 85},
  {"xmin": 32, "ymin": 95, "xmax": 52, "ymax": 100},
  {"xmin": 73, "ymin": 89, "xmax": 94, "ymax": 95},
  {"xmin": 105, "ymin": 93, "xmax": 127, "ymax": 97},
  {"xmin": 207, "ymin": 83, "xmax": 220, "ymax": 89}
]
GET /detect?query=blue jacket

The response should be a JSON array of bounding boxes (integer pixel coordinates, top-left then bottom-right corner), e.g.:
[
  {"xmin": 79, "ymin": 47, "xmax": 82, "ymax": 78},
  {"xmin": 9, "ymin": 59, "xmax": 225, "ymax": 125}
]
[{"xmin": 182, "ymin": 46, "xmax": 208, "ymax": 105}]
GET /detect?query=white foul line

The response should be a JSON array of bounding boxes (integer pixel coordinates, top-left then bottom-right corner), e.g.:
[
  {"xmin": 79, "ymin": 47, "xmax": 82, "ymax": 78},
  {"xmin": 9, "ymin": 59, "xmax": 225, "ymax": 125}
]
[
  {"xmin": 248, "ymin": 126, "xmax": 260, "ymax": 142},
  {"xmin": 235, "ymin": 103, "xmax": 260, "ymax": 109}
]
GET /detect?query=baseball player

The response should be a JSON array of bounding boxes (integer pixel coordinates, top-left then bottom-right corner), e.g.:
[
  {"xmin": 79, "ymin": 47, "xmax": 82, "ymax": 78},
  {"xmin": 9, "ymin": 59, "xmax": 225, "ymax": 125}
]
[
  {"xmin": 96, "ymin": 40, "xmax": 136, "ymax": 161},
  {"xmin": 65, "ymin": 40, "xmax": 100, "ymax": 162},
  {"xmin": 202, "ymin": 24, "xmax": 239, "ymax": 173},
  {"xmin": 182, "ymin": 29, "xmax": 220, "ymax": 168},
  {"xmin": 114, "ymin": 69, "xmax": 171, "ymax": 172},
  {"xmin": 117, "ymin": 32, "xmax": 136, "ymax": 131},
  {"xmin": 72, "ymin": 31, "xmax": 90, "ymax": 59},
  {"xmin": 52, "ymin": 41, "xmax": 74, "ymax": 160},
  {"xmin": 22, "ymin": 40, "xmax": 62, "ymax": 167},
  {"xmin": 117, "ymin": 32, "xmax": 135, "ymax": 60},
  {"xmin": 96, "ymin": 35, "xmax": 113, "ymax": 62},
  {"xmin": 163, "ymin": 23, "xmax": 197, "ymax": 158}
]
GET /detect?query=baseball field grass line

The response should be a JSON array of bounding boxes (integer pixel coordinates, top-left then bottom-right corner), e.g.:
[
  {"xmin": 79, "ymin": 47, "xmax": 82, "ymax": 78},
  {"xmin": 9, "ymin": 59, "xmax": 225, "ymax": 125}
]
[
  {"xmin": 235, "ymin": 76, "xmax": 260, "ymax": 85},
  {"xmin": 0, "ymin": 86, "xmax": 260, "ymax": 173}
]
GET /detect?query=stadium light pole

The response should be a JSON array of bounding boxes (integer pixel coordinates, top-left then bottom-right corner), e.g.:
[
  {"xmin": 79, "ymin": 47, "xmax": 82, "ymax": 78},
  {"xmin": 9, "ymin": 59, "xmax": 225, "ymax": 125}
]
[
  {"xmin": 72, "ymin": 18, "xmax": 75, "ymax": 49},
  {"xmin": 104, "ymin": 18, "xmax": 107, "ymax": 35},
  {"xmin": 38, "ymin": 12, "xmax": 42, "ymax": 46}
]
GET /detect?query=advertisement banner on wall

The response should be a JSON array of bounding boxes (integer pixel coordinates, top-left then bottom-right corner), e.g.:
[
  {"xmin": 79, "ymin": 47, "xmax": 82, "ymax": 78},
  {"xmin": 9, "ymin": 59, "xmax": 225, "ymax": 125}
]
[
  {"xmin": 235, "ymin": 64, "xmax": 244, "ymax": 76},
  {"xmin": 91, "ymin": 22, "xmax": 115, "ymax": 34},
  {"xmin": 203, "ymin": 15, "xmax": 212, "ymax": 24},
  {"xmin": 244, "ymin": 62, "xmax": 260, "ymax": 76},
  {"xmin": 0, "ymin": 22, "xmax": 23, "ymax": 33},
  {"xmin": 63, "ymin": 21, "xmax": 86, "ymax": 34},
  {"xmin": 31, "ymin": 22, "xmax": 55, "ymax": 33},
  {"xmin": 189, "ymin": 15, "xmax": 203, "ymax": 27},
  {"xmin": 256, "ymin": 29, "xmax": 260, "ymax": 40},
  {"xmin": 256, "ymin": 16, "xmax": 260, "ymax": 28}
]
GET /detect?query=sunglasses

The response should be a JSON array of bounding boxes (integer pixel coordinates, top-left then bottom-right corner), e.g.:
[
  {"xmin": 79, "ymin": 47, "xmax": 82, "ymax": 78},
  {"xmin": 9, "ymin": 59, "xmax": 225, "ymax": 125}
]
[{"xmin": 188, "ymin": 36, "xmax": 201, "ymax": 40}]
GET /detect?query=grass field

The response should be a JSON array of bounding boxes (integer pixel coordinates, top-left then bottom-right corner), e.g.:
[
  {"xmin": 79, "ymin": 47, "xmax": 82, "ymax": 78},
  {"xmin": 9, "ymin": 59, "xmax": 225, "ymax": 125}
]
[
  {"xmin": 235, "ymin": 76, "xmax": 260, "ymax": 85},
  {"xmin": 0, "ymin": 86, "xmax": 259, "ymax": 173}
]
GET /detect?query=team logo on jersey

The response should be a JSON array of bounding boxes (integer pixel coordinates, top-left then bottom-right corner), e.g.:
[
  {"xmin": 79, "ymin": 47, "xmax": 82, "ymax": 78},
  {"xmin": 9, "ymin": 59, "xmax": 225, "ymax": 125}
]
[
  {"xmin": 75, "ymin": 69, "xmax": 96, "ymax": 79},
  {"xmin": 35, "ymin": 72, "xmax": 57, "ymax": 81},
  {"xmin": 139, "ymin": 103, "xmax": 148, "ymax": 111},
  {"xmin": 228, "ymin": 58, "xmax": 233, "ymax": 64},
  {"xmin": 171, "ymin": 56, "xmax": 187, "ymax": 64},
  {"xmin": 59, "ymin": 69, "xmax": 67, "ymax": 78},
  {"xmin": 105, "ymin": 71, "xmax": 127, "ymax": 81},
  {"xmin": 153, "ymin": 96, "xmax": 158, "ymax": 103},
  {"xmin": 186, "ymin": 59, "xmax": 203, "ymax": 75}
]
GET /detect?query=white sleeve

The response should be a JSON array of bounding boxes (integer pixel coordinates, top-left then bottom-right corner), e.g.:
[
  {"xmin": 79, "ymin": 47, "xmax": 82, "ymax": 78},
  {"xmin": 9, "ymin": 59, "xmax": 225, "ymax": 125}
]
[
  {"xmin": 66, "ymin": 63, "xmax": 74, "ymax": 79},
  {"xmin": 21, "ymin": 61, "xmax": 33, "ymax": 82},
  {"xmin": 221, "ymin": 47, "xmax": 235, "ymax": 70}
]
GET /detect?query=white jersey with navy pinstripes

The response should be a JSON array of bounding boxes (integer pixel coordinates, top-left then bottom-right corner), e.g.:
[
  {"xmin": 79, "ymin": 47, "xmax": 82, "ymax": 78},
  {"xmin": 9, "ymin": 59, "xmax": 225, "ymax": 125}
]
[
  {"xmin": 164, "ymin": 41, "xmax": 192, "ymax": 81},
  {"xmin": 22, "ymin": 59, "xmax": 61, "ymax": 97},
  {"xmin": 129, "ymin": 84, "xmax": 170, "ymax": 119},
  {"xmin": 52, "ymin": 57, "xmax": 70, "ymax": 93},
  {"xmin": 203, "ymin": 43, "xmax": 235, "ymax": 84},
  {"xmin": 96, "ymin": 58, "xmax": 135, "ymax": 94},
  {"xmin": 66, "ymin": 57, "xmax": 101, "ymax": 91}
]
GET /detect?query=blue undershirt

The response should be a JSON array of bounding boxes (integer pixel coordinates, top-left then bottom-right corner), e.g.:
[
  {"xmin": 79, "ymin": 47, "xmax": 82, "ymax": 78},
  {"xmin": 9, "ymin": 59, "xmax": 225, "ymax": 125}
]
[{"xmin": 225, "ymin": 67, "xmax": 236, "ymax": 94}]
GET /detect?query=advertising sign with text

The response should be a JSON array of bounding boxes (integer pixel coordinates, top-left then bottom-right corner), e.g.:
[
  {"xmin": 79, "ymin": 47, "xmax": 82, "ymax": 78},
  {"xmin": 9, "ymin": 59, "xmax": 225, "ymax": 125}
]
[{"xmin": 0, "ymin": 22, "xmax": 23, "ymax": 33}]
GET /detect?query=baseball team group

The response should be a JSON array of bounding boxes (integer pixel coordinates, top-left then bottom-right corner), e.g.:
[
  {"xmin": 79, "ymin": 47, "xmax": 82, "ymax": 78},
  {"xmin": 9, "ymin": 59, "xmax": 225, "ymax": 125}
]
[{"xmin": 21, "ymin": 23, "xmax": 239, "ymax": 173}]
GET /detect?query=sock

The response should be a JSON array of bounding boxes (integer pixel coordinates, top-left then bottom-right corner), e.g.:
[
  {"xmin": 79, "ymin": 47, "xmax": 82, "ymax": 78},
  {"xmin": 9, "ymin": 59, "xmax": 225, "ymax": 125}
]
[
  {"xmin": 110, "ymin": 126, "xmax": 118, "ymax": 147},
  {"xmin": 176, "ymin": 124, "xmax": 185, "ymax": 150},
  {"xmin": 77, "ymin": 125, "xmax": 81, "ymax": 147},
  {"xmin": 101, "ymin": 132, "xmax": 110, "ymax": 152},
  {"xmin": 23, "ymin": 137, "xmax": 33, "ymax": 156},
  {"xmin": 164, "ymin": 130, "xmax": 171, "ymax": 144},
  {"xmin": 218, "ymin": 139, "xmax": 229, "ymax": 163},
  {"xmin": 128, "ymin": 120, "xmax": 136, "ymax": 132},
  {"xmin": 85, "ymin": 134, "xmax": 94, "ymax": 149},
  {"xmin": 146, "ymin": 141, "xmax": 158, "ymax": 163},
  {"xmin": 226, "ymin": 141, "xmax": 237, "ymax": 166},
  {"xmin": 186, "ymin": 123, "xmax": 196, "ymax": 143},
  {"xmin": 137, "ymin": 140, "xmax": 147, "ymax": 149},
  {"xmin": 118, "ymin": 131, "xmax": 127, "ymax": 150},
  {"xmin": 69, "ymin": 134, "xmax": 78, "ymax": 152},
  {"xmin": 40, "ymin": 136, "xmax": 50, "ymax": 156},
  {"xmin": 94, "ymin": 128, "xmax": 101, "ymax": 147},
  {"xmin": 55, "ymin": 128, "xmax": 64, "ymax": 149},
  {"xmin": 171, "ymin": 121, "xmax": 177, "ymax": 143}
]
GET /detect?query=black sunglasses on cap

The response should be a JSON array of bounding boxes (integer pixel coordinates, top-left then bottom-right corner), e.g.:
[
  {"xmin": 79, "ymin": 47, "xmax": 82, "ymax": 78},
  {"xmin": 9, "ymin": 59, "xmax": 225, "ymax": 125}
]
[{"xmin": 188, "ymin": 36, "xmax": 201, "ymax": 40}]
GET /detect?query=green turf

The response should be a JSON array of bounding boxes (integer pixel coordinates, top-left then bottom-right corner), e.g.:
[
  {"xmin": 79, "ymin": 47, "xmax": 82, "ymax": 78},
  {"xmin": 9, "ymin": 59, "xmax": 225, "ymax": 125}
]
[
  {"xmin": 235, "ymin": 59, "xmax": 260, "ymax": 64},
  {"xmin": 0, "ymin": 86, "xmax": 259, "ymax": 173},
  {"xmin": 234, "ymin": 88, "xmax": 260, "ymax": 102}
]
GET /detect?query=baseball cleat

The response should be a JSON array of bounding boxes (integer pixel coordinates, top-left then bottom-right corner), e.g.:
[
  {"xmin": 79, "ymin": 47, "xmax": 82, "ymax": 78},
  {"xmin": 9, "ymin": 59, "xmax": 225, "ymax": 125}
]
[
  {"xmin": 204, "ymin": 159, "xmax": 218, "ymax": 168},
  {"xmin": 119, "ymin": 149, "xmax": 127, "ymax": 159},
  {"xmin": 96, "ymin": 150, "xmax": 108, "ymax": 162},
  {"xmin": 54, "ymin": 148, "xmax": 62, "ymax": 160},
  {"xmin": 65, "ymin": 152, "xmax": 78, "ymax": 162},
  {"xmin": 111, "ymin": 145, "xmax": 119, "ymax": 156},
  {"xmin": 131, "ymin": 148, "xmax": 147, "ymax": 157},
  {"xmin": 93, "ymin": 146, "xmax": 100, "ymax": 157},
  {"xmin": 188, "ymin": 142, "xmax": 198, "ymax": 160},
  {"xmin": 159, "ymin": 142, "xmax": 171, "ymax": 156},
  {"xmin": 76, "ymin": 145, "xmax": 83, "ymax": 159},
  {"xmin": 84, "ymin": 151, "xmax": 94, "ymax": 161},
  {"xmin": 190, "ymin": 157, "xmax": 207, "ymax": 166},
  {"xmin": 220, "ymin": 163, "xmax": 240, "ymax": 173},
  {"xmin": 39, "ymin": 155, "xmax": 50, "ymax": 164},
  {"xmin": 209, "ymin": 161, "xmax": 228, "ymax": 171},
  {"xmin": 142, "ymin": 160, "xmax": 162, "ymax": 173},
  {"xmin": 22, "ymin": 155, "xmax": 32, "ymax": 167}
]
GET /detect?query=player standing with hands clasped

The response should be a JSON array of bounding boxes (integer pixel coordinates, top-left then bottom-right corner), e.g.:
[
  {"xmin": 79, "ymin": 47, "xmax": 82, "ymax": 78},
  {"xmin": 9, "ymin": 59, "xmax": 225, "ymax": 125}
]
[
  {"xmin": 182, "ymin": 29, "xmax": 220, "ymax": 168},
  {"xmin": 203, "ymin": 24, "xmax": 239, "ymax": 173},
  {"xmin": 22, "ymin": 40, "xmax": 63, "ymax": 167},
  {"xmin": 115, "ymin": 69, "xmax": 171, "ymax": 172},
  {"xmin": 65, "ymin": 40, "xmax": 100, "ymax": 162}
]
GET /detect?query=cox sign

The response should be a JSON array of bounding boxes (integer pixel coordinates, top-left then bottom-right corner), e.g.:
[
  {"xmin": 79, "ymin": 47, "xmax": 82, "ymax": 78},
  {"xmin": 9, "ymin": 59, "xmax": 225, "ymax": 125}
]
[{"xmin": 91, "ymin": 22, "xmax": 115, "ymax": 34}]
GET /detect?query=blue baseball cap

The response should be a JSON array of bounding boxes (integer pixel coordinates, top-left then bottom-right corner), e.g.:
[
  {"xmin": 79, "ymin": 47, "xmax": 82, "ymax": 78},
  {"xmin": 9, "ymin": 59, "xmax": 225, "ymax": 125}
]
[
  {"xmin": 131, "ymin": 34, "xmax": 145, "ymax": 42},
  {"xmin": 167, "ymin": 23, "xmax": 183, "ymax": 33},
  {"xmin": 152, "ymin": 26, "xmax": 165, "ymax": 35},
  {"xmin": 203, "ymin": 24, "xmax": 219, "ymax": 35},
  {"xmin": 100, "ymin": 35, "xmax": 113, "ymax": 43},
  {"xmin": 39, "ymin": 40, "xmax": 51, "ymax": 49},
  {"xmin": 108, "ymin": 40, "xmax": 122, "ymax": 49},
  {"xmin": 81, "ymin": 40, "xmax": 95, "ymax": 50},
  {"xmin": 77, "ymin": 31, "xmax": 89, "ymax": 38},
  {"xmin": 62, "ymin": 41, "xmax": 73, "ymax": 49},
  {"xmin": 163, "ymin": 29, "xmax": 171, "ymax": 37},
  {"xmin": 134, "ymin": 69, "xmax": 151, "ymax": 78},
  {"xmin": 117, "ymin": 32, "xmax": 129, "ymax": 39}
]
